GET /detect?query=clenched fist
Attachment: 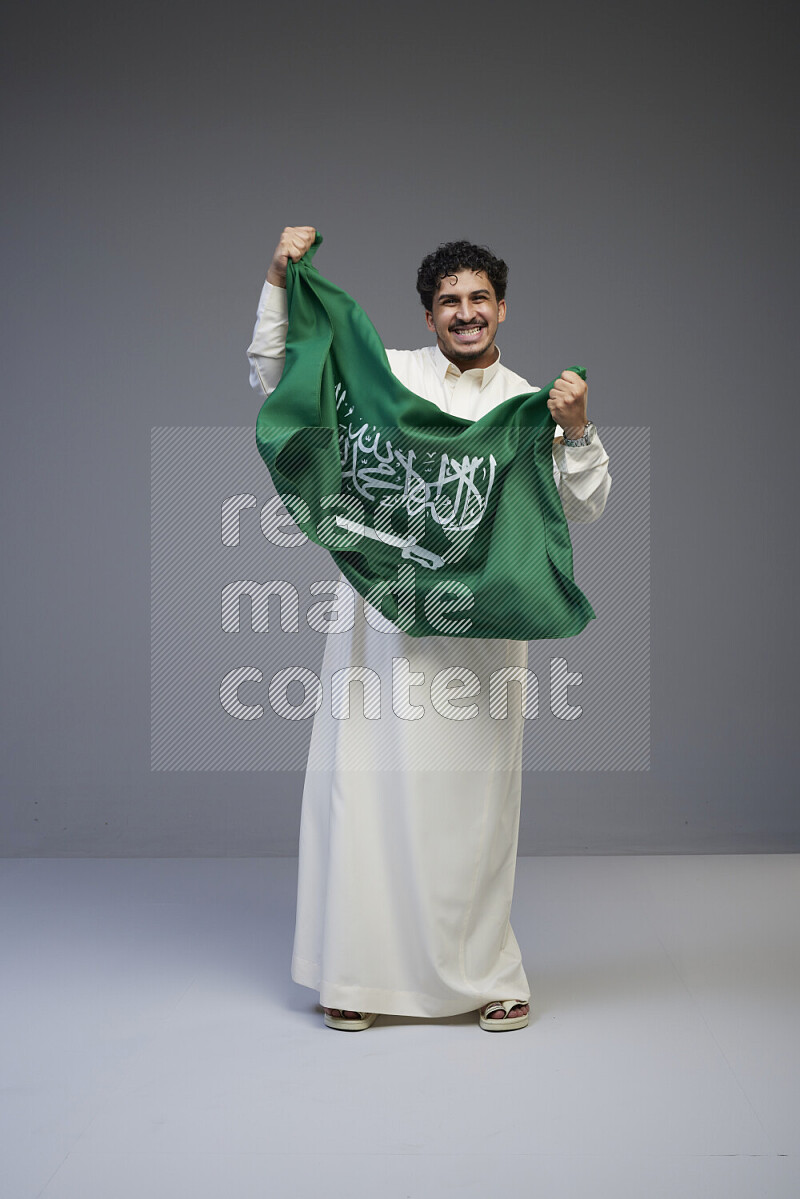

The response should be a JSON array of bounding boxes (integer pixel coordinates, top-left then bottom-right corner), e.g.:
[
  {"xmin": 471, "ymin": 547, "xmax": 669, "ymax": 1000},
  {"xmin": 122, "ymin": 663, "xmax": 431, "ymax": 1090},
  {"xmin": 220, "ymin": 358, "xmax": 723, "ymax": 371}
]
[
  {"xmin": 547, "ymin": 370, "xmax": 589, "ymax": 439},
  {"xmin": 267, "ymin": 226, "xmax": 317, "ymax": 288}
]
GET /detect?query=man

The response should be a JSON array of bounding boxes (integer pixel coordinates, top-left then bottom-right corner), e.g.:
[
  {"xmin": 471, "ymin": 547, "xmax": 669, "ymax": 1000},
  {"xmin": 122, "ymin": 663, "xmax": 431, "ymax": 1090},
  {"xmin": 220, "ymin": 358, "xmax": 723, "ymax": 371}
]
[{"xmin": 248, "ymin": 226, "xmax": 611, "ymax": 1031}]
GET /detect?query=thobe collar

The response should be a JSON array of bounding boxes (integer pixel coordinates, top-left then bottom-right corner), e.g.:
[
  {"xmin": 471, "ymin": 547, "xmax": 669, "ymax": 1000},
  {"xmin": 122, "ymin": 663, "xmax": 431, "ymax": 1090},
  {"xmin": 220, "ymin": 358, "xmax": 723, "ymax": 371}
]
[{"xmin": 431, "ymin": 343, "xmax": 503, "ymax": 391}]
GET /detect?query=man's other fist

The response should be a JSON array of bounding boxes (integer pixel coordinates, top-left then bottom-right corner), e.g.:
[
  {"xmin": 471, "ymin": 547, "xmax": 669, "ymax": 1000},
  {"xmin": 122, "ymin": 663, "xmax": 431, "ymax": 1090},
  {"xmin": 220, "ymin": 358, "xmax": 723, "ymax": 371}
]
[
  {"xmin": 547, "ymin": 369, "xmax": 589, "ymax": 439},
  {"xmin": 266, "ymin": 226, "xmax": 317, "ymax": 287}
]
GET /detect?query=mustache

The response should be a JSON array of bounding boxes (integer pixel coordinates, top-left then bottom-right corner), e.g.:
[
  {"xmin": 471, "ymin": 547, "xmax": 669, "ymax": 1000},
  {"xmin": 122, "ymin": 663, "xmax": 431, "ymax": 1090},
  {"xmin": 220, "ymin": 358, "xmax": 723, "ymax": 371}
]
[{"xmin": 450, "ymin": 320, "xmax": 487, "ymax": 329}]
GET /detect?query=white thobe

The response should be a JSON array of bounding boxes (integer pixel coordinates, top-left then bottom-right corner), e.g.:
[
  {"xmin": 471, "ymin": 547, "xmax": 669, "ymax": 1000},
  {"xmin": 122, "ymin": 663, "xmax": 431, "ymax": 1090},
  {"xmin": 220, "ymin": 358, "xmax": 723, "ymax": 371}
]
[{"xmin": 248, "ymin": 280, "xmax": 612, "ymax": 1017}]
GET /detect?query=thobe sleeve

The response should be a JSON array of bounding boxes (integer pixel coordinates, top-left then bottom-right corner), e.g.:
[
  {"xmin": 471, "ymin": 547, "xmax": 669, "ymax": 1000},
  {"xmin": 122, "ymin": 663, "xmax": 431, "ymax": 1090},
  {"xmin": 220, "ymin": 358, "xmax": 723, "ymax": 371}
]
[
  {"xmin": 551, "ymin": 433, "xmax": 612, "ymax": 524},
  {"xmin": 247, "ymin": 280, "xmax": 288, "ymax": 396}
]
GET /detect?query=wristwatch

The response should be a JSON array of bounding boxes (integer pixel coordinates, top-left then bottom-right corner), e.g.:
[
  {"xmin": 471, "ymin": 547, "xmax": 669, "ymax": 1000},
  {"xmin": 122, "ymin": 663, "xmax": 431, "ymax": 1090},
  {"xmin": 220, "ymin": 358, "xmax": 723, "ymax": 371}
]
[{"xmin": 563, "ymin": 421, "xmax": 596, "ymax": 447}]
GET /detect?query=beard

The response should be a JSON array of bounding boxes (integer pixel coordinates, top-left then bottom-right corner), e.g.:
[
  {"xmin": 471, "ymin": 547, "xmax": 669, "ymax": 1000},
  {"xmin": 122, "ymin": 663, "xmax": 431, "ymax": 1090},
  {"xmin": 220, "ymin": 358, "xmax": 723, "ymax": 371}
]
[{"xmin": 445, "ymin": 327, "xmax": 496, "ymax": 363}]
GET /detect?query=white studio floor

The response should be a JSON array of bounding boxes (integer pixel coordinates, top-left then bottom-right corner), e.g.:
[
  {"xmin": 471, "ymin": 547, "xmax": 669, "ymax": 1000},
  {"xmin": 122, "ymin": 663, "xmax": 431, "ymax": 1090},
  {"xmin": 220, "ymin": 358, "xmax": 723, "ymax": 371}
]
[{"xmin": 1, "ymin": 855, "xmax": 798, "ymax": 1199}]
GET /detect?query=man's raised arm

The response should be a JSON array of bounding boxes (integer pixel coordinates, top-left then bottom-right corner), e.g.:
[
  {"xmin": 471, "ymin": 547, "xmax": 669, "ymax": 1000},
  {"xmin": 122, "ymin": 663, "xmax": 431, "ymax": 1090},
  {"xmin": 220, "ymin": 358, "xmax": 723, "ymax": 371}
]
[
  {"xmin": 552, "ymin": 436, "xmax": 612, "ymax": 524},
  {"xmin": 546, "ymin": 368, "xmax": 612, "ymax": 524},
  {"xmin": 247, "ymin": 226, "xmax": 316, "ymax": 396}
]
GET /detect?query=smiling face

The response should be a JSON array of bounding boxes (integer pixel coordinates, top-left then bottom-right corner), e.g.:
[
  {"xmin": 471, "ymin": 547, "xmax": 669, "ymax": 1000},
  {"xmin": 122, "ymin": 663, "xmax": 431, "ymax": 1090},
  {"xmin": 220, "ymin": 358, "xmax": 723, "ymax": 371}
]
[{"xmin": 425, "ymin": 268, "xmax": 506, "ymax": 370}]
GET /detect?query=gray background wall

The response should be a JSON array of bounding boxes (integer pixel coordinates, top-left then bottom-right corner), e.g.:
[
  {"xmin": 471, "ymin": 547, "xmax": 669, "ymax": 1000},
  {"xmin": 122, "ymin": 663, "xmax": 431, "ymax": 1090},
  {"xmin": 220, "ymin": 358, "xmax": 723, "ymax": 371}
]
[{"xmin": 2, "ymin": 0, "xmax": 798, "ymax": 855}]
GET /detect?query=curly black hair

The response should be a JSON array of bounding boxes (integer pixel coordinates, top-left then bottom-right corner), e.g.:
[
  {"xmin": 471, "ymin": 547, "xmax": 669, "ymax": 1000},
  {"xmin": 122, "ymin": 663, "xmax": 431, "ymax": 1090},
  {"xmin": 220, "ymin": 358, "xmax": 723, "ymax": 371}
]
[{"xmin": 416, "ymin": 240, "xmax": 508, "ymax": 311}]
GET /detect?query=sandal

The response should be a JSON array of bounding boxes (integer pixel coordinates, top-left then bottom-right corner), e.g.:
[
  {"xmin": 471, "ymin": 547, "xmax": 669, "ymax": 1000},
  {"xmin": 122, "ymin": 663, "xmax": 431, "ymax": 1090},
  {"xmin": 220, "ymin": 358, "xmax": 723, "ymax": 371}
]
[
  {"xmin": 323, "ymin": 1009, "xmax": 378, "ymax": 1031},
  {"xmin": 479, "ymin": 1000, "xmax": 530, "ymax": 1032}
]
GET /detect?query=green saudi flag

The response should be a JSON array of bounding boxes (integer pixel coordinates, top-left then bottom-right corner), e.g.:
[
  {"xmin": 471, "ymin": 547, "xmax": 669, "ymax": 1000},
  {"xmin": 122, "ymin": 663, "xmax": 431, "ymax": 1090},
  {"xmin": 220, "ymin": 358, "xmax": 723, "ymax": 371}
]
[{"xmin": 255, "ymin": 234, "xmax": 595, "ymax": 641}]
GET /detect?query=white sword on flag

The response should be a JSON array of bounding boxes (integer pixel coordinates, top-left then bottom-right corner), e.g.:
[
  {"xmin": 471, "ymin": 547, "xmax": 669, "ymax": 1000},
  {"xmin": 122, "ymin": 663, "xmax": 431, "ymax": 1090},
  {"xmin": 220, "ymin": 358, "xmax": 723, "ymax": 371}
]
[{"xmin": 334, "ymin": 515, "xmax": 445, "ymax": 570}]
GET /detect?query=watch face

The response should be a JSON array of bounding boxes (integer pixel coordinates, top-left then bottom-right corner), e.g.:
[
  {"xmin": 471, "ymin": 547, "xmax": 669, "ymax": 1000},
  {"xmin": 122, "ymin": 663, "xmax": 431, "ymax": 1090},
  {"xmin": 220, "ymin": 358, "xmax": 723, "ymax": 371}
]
[{"xmin": 565, "ymin": 423, "xmax": 594, "ymax": 446}]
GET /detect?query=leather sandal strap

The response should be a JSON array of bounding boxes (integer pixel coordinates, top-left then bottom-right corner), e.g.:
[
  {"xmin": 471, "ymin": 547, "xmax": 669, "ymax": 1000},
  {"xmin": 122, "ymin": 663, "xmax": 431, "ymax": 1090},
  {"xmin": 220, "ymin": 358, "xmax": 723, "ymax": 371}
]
[{"xmin": 482, "ymin": 1000, "xmax": 526, "ymax": 1018}]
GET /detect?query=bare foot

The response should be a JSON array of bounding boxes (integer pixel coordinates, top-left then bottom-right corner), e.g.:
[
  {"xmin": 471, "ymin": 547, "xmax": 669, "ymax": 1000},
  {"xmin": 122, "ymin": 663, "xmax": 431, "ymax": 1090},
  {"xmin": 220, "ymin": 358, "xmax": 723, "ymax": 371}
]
[
  {"xmin": 323, "ymin": 1008, "xmax": 362, "ymax": 1019},
  {"xmin": 485, "ymin": 1002, "xmax": 529, "ymax": 1020}
]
